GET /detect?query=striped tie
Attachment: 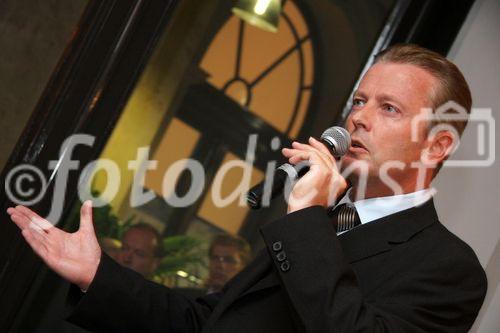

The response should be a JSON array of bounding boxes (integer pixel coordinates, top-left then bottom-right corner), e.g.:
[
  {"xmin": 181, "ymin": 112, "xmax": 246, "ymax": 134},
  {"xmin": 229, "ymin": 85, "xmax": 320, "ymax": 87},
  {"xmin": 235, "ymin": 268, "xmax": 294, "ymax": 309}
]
[{"xmin": 329, "ymin": 203, "xmax": 361, "ymax": 233}]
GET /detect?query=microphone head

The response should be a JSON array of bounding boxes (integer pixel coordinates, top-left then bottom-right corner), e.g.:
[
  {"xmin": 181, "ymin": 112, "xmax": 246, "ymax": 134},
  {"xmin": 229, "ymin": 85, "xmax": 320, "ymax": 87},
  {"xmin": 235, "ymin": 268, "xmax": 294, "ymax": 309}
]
[{"xmin": 320, "ymin": 126, "xmax": 351, "ymax": 157}]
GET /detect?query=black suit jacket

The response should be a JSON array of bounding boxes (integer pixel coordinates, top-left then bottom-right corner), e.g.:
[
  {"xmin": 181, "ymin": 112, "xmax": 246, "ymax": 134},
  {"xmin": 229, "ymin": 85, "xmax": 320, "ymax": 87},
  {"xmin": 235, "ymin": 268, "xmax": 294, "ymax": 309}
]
[{"xmin": 66, "ymin": 199, "xmax": 487, "ymax": 332}]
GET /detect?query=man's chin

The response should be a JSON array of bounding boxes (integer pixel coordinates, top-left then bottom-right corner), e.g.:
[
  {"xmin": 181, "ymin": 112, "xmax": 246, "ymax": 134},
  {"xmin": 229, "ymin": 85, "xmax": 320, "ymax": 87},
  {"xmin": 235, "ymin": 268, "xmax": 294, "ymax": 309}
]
[
  {"xmin": 340, "ymin": 153, "xmax": 367, "ymax": 168},
  {"xmin": 339, "ymin": 154, "xmax": 373, "ymax": 180},
  {"xmin": 209, "ymin": 274, "xmax": 227, "ymax": 285}
]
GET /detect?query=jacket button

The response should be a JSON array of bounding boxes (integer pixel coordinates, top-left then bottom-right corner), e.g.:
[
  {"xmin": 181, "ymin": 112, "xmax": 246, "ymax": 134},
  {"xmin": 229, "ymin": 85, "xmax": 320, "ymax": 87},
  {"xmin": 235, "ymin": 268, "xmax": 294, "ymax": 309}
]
[
  {"xmin": 276, "ymin": 251, "xmax": 286, "ymax": 262},
  {"xmin": 272, "ymin": 241, "xmax": 282, "ymax": 252},
  {"xmin": 280, "ymin": 260, "xmax": 290, "ymax": 272}
]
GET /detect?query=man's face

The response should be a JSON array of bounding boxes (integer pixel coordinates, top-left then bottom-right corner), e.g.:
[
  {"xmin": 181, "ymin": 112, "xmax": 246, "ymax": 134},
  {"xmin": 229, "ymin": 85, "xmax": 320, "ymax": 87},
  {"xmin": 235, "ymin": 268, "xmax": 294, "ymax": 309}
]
[
  {"xmin": 118, "ymin": 228, "xmax": 160, "ymax": 277},
  {"xmin": 342, "ymin": 62, "xmax": 437, "ymax": 196},
  {"xmin": 207, "ymin": 245, "xmax": 244, "ymax": 290}
]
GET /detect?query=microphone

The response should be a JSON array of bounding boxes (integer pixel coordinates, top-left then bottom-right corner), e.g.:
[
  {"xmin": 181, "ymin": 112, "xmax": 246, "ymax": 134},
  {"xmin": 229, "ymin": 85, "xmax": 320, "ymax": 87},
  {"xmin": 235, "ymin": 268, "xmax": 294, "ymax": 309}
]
[{"xmin": 246, "ymin": 126, "xmax": 351, "ymax": 209}]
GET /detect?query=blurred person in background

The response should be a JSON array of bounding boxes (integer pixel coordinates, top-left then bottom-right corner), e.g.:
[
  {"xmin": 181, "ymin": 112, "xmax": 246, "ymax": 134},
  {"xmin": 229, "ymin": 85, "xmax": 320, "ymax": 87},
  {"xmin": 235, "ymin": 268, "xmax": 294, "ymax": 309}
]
[
  {"xmin": 117, "ymin": 223, "xmax": 162, "ymax": 278},
  {"xmin": 205, "ymin": 234, "xmax": 251, "ymax": 293}
]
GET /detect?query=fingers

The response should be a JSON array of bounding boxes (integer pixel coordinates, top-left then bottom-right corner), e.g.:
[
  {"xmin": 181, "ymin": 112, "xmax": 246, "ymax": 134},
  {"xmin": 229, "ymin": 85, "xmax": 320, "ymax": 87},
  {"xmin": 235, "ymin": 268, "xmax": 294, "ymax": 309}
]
[
  {"xmin": 293, "ymin": 139, "xmax": 333, "ymax": 163},
  {"xmin": 284, "ymin": 149, "xmax": 330, "ymax": 170},
  {"xmin": 7, "ymin": 206, "xmax": 54, "ymax": 232},
  {"xmin": 14, "ymin": 205, "xmax": 53, "ymax": 230},
  {"xmin": 79, "ymin": 200, "xmax": 95, "ymax": 234},
  {"xmin": 283, "ymin": 139, "xmax": 333, "ymax": 168},
  {"xmin": 308, "ymin": 137, "xmax": 338, "ymax": 170},
  {"xmin": 282, "ymin": 148, "xmax": 303, "ymax": 158},
  {"xmin": 11, "ymin": 205, "xmax": 43, "ymax": 221},
  {"xmin": 288, "ymin": 151, "xmax": 311, "ymax": 166},
  {"xmin": 7, "ymin": 208, "xmax": 30, "ymax": 230},
  {"xmin": 10, "ymin": 212, "xmax": 49, "ymax": 240},
  {"xmin": 308, "ymin": 137, "xmax": 334, "ymax": 158}
]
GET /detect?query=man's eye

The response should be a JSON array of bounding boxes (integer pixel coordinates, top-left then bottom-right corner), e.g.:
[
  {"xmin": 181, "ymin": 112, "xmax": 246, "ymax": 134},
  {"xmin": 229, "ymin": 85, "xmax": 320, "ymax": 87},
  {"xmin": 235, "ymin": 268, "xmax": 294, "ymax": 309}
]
[
  {"xmin": 352, "ymin": 98, "xmax": 365, "ymax": 107},
  {"xmin": 383, "ymin": 104, "xmax": 398, "ymax": 113},
  {"xmin": 224, "ymin": 257, "xmax": 238, "ymax": 264}
]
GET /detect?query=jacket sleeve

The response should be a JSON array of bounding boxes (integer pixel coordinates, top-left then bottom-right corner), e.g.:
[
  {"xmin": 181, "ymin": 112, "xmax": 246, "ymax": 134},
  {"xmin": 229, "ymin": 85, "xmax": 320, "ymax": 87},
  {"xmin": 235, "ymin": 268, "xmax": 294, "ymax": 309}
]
[
  {"xmin": 259, "ymin": 206, "xmax": 487, "ymax": 333},
  {"xmin": 65, "ymin": 252, "xmax": 219, "ymax": 333}
]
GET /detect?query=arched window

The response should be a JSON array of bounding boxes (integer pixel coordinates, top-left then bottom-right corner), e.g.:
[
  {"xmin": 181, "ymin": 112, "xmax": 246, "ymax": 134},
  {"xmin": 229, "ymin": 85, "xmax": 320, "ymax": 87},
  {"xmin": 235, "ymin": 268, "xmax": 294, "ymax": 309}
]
[{"xmin": 200, "ymin": 0, "xmax": 318, "ymax": 138}]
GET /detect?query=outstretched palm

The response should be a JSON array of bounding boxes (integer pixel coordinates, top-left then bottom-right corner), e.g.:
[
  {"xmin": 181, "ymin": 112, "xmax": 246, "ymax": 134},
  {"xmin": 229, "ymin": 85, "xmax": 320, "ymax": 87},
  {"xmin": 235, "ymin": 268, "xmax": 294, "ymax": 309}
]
[{"xmin": 7, "ymin": 201, "xmax": 101, "ymax": 290}]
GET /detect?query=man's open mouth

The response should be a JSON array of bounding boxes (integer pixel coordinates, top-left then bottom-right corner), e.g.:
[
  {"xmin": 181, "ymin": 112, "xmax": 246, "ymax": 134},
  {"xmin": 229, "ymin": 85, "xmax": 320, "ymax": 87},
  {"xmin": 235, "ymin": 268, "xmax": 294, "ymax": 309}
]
[{"xmin": 350, "ymin": 138, "xmax": 368, "ymax": 152}]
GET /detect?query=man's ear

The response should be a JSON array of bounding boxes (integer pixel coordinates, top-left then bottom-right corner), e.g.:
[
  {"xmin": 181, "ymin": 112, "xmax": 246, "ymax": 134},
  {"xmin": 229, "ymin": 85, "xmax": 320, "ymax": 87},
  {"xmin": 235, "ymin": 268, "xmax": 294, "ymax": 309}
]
[{"xmin": 423, "ymin": 130, "xmax": 457, "ymax": 166}]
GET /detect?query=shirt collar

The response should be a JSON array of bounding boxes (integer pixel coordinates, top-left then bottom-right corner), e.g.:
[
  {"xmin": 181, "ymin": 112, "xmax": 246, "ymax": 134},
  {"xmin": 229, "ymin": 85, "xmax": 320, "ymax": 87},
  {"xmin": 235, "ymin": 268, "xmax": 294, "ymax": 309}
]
[{"xmin": 335, "ymin": 187, "xmax": 436, "ymax": 225}]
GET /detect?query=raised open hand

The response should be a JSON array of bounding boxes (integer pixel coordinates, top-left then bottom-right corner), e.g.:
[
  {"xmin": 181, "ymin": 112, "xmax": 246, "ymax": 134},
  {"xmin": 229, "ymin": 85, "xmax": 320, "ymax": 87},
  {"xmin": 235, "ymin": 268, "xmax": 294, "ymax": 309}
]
[{"xmin": 7, "ymin": 200, "xmax": 101, "ymax": 290}]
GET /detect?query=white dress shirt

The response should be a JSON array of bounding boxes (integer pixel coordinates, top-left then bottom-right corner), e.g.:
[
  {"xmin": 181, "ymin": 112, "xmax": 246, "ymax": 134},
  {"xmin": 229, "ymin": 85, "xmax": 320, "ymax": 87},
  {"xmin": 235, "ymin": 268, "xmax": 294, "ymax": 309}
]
[{"xmin": 333, "ymin": 187, "xmax": 436, "ymax": 234}]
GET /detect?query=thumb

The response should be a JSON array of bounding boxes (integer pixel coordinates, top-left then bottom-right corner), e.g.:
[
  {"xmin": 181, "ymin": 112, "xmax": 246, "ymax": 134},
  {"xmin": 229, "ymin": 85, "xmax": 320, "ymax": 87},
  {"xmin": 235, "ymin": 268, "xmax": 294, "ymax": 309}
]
[{"xmin": 79, "ymin": 200, "xmax": 96, "ymax": 234}]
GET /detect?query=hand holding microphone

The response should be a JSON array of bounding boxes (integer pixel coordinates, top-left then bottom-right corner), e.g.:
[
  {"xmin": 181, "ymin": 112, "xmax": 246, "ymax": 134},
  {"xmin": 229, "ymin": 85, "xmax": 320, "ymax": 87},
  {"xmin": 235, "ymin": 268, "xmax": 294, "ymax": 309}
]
[
  {"xmin": 246, "ymin": 126, "xmax": 350, "ymax": 211},
  {"xmin": 283, "ymin": 135, "xmax": 349, "ymax": 213}
]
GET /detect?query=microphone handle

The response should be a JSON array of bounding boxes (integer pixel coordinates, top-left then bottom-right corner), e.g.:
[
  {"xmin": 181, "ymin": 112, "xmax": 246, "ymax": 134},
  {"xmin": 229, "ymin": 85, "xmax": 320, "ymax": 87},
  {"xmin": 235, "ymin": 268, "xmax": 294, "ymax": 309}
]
[{"xmin": 246, "ymin": 163, "xmax": 309, "ymax": 209}]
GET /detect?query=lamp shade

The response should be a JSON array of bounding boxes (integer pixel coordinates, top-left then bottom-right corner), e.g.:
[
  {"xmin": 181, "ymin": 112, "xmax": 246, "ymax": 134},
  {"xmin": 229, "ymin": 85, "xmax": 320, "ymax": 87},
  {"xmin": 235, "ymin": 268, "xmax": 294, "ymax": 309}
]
[{"xmin": 232, "ymin": 0, "xmax": 281, "ymax": 33}]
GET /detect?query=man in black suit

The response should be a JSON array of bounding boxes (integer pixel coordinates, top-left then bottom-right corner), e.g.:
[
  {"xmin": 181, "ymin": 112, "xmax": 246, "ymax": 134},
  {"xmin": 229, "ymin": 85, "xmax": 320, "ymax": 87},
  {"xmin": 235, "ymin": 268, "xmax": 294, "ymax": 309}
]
[{"xmin": 8, "ymin": 44, "xmax": 487, "ymax": 332}]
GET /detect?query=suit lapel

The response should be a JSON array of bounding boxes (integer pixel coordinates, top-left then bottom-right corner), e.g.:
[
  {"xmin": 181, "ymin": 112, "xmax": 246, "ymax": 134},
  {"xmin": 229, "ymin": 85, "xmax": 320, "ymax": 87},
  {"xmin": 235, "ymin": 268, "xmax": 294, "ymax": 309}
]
[{"xmin": 339, "ymin": 199, "xmax": 439, "ymax": 263}]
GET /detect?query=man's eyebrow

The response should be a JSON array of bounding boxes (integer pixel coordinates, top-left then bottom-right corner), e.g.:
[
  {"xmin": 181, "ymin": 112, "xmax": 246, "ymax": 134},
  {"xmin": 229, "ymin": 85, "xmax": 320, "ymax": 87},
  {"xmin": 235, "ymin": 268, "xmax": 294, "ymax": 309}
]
[
  {"xmin": 377, "ymin": 93, "xmax": 406, "ymax": 108},
  {"xmin": 353, "ymin": 90, "xmax": 367, "ymax": 98},
  {"xmin": 377, "ymin": 93, "xmax": 400, "ymax": 102}
]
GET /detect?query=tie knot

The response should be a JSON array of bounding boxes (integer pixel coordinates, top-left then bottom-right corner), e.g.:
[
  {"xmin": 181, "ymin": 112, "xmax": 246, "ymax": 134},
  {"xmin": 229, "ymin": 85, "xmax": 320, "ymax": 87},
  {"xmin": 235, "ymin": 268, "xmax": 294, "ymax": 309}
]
[{"xmin": 328, "ymin": 203, "xmax": 361, "ymax": 233}]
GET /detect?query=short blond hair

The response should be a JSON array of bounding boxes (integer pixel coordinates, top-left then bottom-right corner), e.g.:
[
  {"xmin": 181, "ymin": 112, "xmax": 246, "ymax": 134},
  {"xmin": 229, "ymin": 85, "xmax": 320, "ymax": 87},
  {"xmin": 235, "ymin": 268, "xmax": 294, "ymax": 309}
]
[{"xmin": 375, "ymin": 44, "xmax": 472, "ymax": 137}]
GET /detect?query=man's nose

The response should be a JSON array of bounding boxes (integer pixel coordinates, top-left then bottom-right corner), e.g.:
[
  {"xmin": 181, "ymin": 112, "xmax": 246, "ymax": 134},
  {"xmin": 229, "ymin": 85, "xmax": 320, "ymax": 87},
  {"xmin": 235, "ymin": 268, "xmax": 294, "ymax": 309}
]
[
  {"xmin": 213, "ymin": 259, "xmax": 225, "ymax": 269},
  {"xmin": 121, "ymin": 249, "xmax": 133, "ymax": 263},
  {"xmin": 349, "ymin": 106, "xmax": 372, "ymax": 131}
]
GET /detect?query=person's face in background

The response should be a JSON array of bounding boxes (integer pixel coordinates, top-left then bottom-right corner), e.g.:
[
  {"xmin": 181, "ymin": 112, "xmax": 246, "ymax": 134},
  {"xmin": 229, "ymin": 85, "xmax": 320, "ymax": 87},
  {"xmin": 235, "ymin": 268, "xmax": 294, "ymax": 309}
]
[
  {"xmin": 117, "ymin": 228, "xmax": 160, "ymax": 277},
  {"xmin": 207, "ymin": 245, "xmax": 245, "ymax": 291}
]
